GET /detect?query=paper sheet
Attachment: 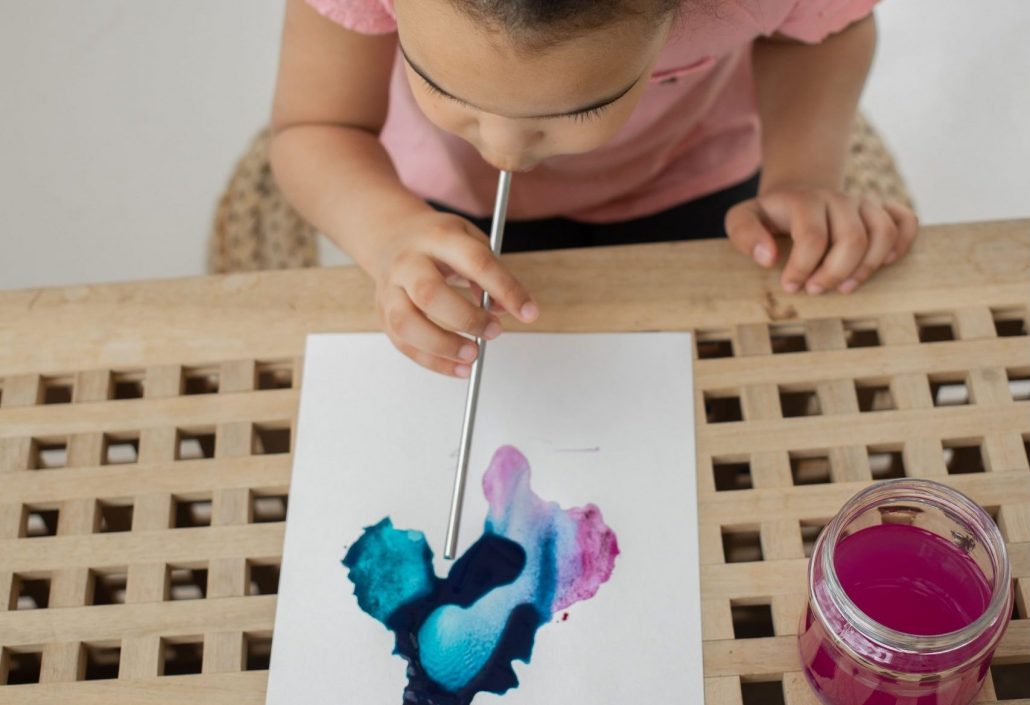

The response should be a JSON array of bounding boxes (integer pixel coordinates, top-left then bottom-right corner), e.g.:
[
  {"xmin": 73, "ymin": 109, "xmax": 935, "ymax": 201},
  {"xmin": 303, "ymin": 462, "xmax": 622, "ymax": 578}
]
[{"xmin": 267, "ymin": 333, "xmax": 703, "ymax": 704}]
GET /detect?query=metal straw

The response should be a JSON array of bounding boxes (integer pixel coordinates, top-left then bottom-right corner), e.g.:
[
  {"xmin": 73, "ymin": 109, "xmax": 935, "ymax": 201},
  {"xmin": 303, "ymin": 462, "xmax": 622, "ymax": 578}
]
[{"xmin": 444, "ymin": 169, "xmax": 512, "ymax": 560}]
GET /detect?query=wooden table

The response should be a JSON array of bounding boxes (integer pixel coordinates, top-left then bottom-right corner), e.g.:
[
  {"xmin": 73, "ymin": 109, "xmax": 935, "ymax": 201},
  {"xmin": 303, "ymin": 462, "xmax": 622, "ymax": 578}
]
[{"xmin": 1, "ymin": 219, "xmax": 1028, "ymax": 704}]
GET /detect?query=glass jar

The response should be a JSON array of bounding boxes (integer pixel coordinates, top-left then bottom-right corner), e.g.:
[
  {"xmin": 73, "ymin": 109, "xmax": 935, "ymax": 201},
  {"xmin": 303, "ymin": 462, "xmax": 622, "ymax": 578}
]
[{"xmin": 798, "ymin": 479, "xmax": 1012, "ymax": 705}]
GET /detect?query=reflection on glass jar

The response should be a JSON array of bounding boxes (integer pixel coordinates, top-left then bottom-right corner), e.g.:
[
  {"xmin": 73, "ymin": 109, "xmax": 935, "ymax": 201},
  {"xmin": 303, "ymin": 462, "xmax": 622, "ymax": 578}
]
[{"xmin": 798, "ymin": 479, "xmax": 1012, "ymax": 705}]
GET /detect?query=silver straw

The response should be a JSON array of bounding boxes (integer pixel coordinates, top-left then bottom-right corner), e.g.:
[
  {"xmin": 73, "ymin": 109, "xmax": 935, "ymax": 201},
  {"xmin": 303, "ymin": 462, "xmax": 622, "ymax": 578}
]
[{"xmin": 444, "ymin": 169, "xmax": 512, "ymax": 560}]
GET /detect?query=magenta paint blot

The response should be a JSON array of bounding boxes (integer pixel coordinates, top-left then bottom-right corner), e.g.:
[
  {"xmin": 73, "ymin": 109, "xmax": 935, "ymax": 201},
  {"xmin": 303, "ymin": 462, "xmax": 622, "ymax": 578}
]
[{"xmin": 834, "ymin": 524, "xmax": 991, "ymax": 635}]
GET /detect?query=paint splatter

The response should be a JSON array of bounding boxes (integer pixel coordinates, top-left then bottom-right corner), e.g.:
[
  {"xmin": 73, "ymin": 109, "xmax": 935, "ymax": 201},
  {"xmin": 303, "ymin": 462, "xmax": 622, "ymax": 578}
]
[{"xmin": 342, "ymin": 445, "xmax": 619, "ymax": 704}]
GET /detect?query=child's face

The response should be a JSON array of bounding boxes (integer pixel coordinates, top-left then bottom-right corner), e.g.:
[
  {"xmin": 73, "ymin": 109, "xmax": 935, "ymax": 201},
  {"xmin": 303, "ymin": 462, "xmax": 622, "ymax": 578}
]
[{"xmin": 395, "ymin": 0, "xmax": 672, "ymax": 172}]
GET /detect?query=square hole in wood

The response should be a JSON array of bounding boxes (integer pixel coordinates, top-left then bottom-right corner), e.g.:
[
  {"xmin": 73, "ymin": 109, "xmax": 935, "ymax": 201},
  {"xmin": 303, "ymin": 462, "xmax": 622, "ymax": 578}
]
[
  {"xmin": 173, "ymin": 496, "xmax": 212, "ymax": 528},
  {"xmin": 10, "ymin": 573, "xmax": 51, "ymax": 610},
  {"xmin": 731, "ymin": 601, "xmax": 775, "ymax": 639},
  {"xmin": 30, "ymin": 437, "xmax": 68, "ymax": 470},
  {"xmin": 253, "ymin": 424, "xmax": 292, "ymax": 455},
  {"xmin": 843, "ymin": 319, "xmax": 881, "ymax": 348},
  {"xmin": 982, "ymin": 506, "xmax": 1004, "ymax": 539},
  {"xmin": 992, "ymin": 307, "xmax": 1028, "ymax": 338},
  {"xmin": 704, "ymin": 392, "xmax": 743, "ymax": 424},
  {"xmin": 41, "ymin": 376, "xmax": 73, "ymax": 404},
  {"xmin": 257, "ymin": 361, "xmax": 294, "ymax": 390},
  {"xmin": 110, "ymin": 371, "xmax": 145, "ymax": 400},
  {"xmin": 182, "ymin": 366, "xmax": 219, "ymax": 395},
  {"xmin": 855, "ymin": 379, "xmax": 895, "ymax": 412},
  {"xmin": 713, "ymin": 457, "xmax": 752, "ymax": 492},
  {"xmin": 103, "ymin": 433, "xmax": 140, "ymax": 465},
  {"xmin": 915, "ymin": 313, "xmax": 956, "ymax": 343},
  {"xmin": 943, "ymin": 440, "xmax": 985, "ymax": 475},
  {"xmin": 97, "ymin": 500, "xmax": 134, "ymax": 533},
  {"xmin": 1008, "ymin": 367, "xmax": 1030, "ymax": 402},
  {"xmin": 90, "ymin": 568, "xmax": 128, "ymax": 606},
  {"xmin": 721, "ymin": 526, "xmax": 763, "ymax": 563},
  {"xmin": 868, "ymin": 446, "xmax": 905, "ymax": 480},
  {"xmin": 930, "ymin": 374, "xmax": 970, "ymax": 407},
  {"xmin": 779, "ymin": 387, "xmax": 821, "ymax": 418},
  {"xmin": 252, "ymin": 492, "xmax": 289, "ymax": 523},
  {"xmin": 741, "ymin": 679, "xmax": 786, "ymax": 705},
  {"xmin": 176, "ymin": 428, "xmax": 216, "ymax": 460},
  {"xmin": 82, "ymin": 641, "xmax": 121, "ymax": 681},
  {"xmin": 247, "ymin": 561, "xmax": 281, "ymax": 596},
  {"xmin": 160, "ymin": 637, "xmax": 204, "ymax": 677},
  {"xmin": 992, "ymin": 662, "xmax": 1030, "ymax": 700},
  {"xmin": 790, "ymin": 452, "xmax": 832, "ymax": 486},
  {"xmin": 22, "ymin": 505, "xmax": 59, "ymax": 538},
  {"xmin": 1024, "ymin": 433, "xmax": 1030, "ymax": 466},
  {"xmin": 245, "ymin": 633, "xmax": 273, "ymax": 671},
  {"xmin": 801, "ymin": 520, "xmax": 829, "ymax": 558},
  {"xmin": 695, "ymin": 330, "xmax": 734, "ymax": 359},
  {"xmin": 0, "ymin": 647, "xmax": 42, "ymax": 685},
  {"xmin": 769, "ymin": 324, "xmax": 808, "ymax": 354},
  {"xmin": 168, "ymin": 564, "xmax": 208, "ymax": 601}
]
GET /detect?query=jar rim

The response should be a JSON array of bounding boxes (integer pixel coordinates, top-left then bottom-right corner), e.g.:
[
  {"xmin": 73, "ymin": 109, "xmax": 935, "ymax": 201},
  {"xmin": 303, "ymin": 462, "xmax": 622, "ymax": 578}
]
[{"xmin": 817, "ymin": 478, "xmax": 1011, "ymax": 654}]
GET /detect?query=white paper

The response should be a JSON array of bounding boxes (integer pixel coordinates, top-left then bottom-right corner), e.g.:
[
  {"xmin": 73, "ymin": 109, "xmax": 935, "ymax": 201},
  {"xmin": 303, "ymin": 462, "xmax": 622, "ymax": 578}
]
[{"xmin": 267, "ymin": 333, "xmax": 702, "ymax": 705}]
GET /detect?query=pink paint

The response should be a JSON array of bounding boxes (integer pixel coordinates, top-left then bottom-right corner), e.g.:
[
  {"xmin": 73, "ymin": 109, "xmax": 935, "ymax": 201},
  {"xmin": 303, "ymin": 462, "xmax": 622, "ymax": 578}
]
[
  {"xmin": 799, "ymin": 480, "xmax": 1012, "ymax": 705},
  {"xmin": 833, "ymin": 524, "xmax": 991, "ymax": 636},
  {"xmin": 482, "ymin": 446, "xmax": 620, "ymax": 614}
]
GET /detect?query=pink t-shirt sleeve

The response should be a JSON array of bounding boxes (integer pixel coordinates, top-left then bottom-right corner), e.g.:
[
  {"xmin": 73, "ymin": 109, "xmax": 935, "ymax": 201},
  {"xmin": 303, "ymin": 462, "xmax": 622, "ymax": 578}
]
[
  {"xmin": 305, "ymin": 0, "xmax": 397, "ymax": 34},
  {"xmin": 773, "ymin": 0, "xmax": 879, "ymax": 43}
]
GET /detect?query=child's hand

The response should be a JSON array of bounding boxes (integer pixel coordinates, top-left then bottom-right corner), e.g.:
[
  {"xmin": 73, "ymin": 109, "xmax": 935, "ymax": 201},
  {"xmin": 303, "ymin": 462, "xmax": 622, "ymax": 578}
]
[
  {"xmin": 372, "ymin": 210, "xmax": 539, "ymax": 377},
  {"xmin": 725, "ymin": 187, "xmax": 919, "ymax": 294}
]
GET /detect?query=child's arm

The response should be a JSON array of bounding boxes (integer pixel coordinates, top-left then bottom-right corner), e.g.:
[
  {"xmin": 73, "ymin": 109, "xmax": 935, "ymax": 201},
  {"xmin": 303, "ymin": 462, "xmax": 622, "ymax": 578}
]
[
  {"xmin": 726, "ymin": 14, "xmax": 919, "ymax": 295},
  {"xmin": 269, "ymin": 0, "xmax": 537, "ymax": 377}
]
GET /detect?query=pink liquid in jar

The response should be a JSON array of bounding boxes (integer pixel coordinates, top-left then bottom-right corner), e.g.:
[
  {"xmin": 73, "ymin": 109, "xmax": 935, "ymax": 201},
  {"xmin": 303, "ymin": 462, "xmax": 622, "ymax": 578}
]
[
  {"xmin": 799, "ymin": 481, "xmax": 1012, "ymax": 705},
  {"xmin": 834, "ymin": 524, "xmax": 991, "ymax": 636}
]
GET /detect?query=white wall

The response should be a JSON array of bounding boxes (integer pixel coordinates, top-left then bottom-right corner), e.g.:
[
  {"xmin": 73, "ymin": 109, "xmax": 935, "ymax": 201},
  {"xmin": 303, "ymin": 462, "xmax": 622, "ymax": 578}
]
[
  {"xmin": 1, "ymin": 0, "xmax": 1028, "ymax": 290},
  {"xmin": 863, "ymin": 1, "xmax": 1030, "ymax": 224},
  {"xmin": 0, "ymin": 1, "xmax": 284, "ymax": 290}
]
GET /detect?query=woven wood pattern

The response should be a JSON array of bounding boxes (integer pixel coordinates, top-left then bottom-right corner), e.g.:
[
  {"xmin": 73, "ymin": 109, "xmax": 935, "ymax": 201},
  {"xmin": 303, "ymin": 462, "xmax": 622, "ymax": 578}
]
[{"xmin": 1, "ymin": 221, "xmax": 1028, "ymax": 704}]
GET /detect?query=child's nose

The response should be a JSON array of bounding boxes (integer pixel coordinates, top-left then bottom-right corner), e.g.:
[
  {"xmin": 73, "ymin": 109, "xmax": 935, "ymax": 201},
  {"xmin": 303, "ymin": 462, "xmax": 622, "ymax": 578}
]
[{"xmin": 477, "ymin": 119, "xmax": 544, "ymax": 168}]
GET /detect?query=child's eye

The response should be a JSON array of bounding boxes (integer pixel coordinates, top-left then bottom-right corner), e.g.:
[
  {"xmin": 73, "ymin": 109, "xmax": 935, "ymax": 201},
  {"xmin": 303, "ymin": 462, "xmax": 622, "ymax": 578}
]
[
  {"xmin": 418, "ymin": 72, "xmax": 609, "ymax": 122},
  {"xmin": 567, "ymin": 105, "xmax": 610, "ymax": 122},
  {"xmin": 419, "ymin": 76, "xmax": 473, "ymax": 109}
]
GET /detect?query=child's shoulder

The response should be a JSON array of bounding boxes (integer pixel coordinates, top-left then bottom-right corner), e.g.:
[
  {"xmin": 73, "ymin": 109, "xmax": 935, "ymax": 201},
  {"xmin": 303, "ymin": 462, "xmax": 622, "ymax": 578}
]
[
  {"xmin": 306, "ymin": 0, "xmax": 397, "ymax": 35},
  {"xmin": 766, "ymin": 0, "xmax": 880, "ymax": 43}
]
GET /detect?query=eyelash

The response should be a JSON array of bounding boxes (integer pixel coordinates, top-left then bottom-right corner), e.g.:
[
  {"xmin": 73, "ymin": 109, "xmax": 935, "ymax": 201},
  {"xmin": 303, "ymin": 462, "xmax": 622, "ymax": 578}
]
[{"xmin": 419, "ymin": 76, "xmax": 610, "ymax": 122}]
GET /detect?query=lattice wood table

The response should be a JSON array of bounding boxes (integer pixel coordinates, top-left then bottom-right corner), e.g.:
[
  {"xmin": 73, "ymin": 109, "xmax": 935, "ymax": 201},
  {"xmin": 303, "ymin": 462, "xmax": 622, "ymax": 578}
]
[{"xmin": 1, "ymin": 219, "xmax": 1028, "ymax": 704}]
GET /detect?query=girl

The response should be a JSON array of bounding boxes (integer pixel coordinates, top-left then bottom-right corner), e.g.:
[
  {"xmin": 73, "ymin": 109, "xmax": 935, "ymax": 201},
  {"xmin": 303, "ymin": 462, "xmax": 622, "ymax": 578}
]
[{"xmin": 270, "ymin": 0, "xmax": 918, "ymax": 377}]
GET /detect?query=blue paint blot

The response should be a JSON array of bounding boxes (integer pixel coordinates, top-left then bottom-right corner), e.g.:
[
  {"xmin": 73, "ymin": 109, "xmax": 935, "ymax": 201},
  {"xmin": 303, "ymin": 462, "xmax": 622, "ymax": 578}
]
[
  {"xmin": 343, "ymin": 518, "xmax": 434, "ymax": 623},
  {"xmin": 341, "ymin": 447, "xmax": 619, "ymax": 704},
  {"xmin": 344, "ymin": 523, "xmax": 542, "ymax": 704}
]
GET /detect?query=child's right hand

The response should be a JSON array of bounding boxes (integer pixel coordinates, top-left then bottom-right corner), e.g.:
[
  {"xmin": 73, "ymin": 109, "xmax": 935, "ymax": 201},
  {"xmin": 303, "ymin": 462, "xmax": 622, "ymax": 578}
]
[{"xmin": 372, "ymin": 210, "xmax": 539, "ymax": 377}]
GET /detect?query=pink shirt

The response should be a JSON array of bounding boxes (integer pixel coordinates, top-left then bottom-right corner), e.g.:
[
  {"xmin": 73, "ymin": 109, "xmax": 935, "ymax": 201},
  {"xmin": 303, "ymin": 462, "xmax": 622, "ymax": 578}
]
[{"xmin": 308, "ymin": 0, "xmax": 877, "ymax": 222}]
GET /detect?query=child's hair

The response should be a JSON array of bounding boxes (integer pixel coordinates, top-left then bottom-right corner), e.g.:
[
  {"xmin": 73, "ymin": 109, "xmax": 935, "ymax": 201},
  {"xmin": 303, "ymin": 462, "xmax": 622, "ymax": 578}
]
[{"xmin": 452, "ymin": 0, "xmax": 681, "ymax": 49}]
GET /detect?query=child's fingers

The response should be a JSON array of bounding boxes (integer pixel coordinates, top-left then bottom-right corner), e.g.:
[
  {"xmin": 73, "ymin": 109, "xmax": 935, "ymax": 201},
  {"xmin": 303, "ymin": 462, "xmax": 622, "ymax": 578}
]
[
  {"xmin": 884, "ymin": 203, "xmax": 919, "ymax": 264},
  {"xmin": 725, "ymin": 201, "xmax": 779, "ymax": 267},
  {"xmin": 381, "ymin": 287, "xmax": 479, "ymax": 364},
  {"xmin": 431, "ymin": 226, "xmax": 539, "ymax": 323},
  {"xmin": 804, "ymin": 198, "xmax": 868, "ymax": 295},
  {"xmin": 387, "ymin": 332, "xmax": 471, "ymax": 378},
  {"xmin": 837, "ymin": 199, "xmax": 899, "ymax": 293},
  {"xmin": 466, "ymin": 282, "xmax": 512, "ymax": 316},
  {"xmin": 396, "ymin": 257, "xmax": 500, "ymax": 340},
  {"xmin": 780, "ymin": 201, "xmax": 830, "ymax": 293}
]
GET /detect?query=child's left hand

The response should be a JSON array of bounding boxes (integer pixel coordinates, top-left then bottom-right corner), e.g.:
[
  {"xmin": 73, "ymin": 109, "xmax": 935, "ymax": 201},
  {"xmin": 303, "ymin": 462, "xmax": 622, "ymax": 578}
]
[{"xmin": 724, "ymin": 186, "xmax": 919, "ymax": 294}]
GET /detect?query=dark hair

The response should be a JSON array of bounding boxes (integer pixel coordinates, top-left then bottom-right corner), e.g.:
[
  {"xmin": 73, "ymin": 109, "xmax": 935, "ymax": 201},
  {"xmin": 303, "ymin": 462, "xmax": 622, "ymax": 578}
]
[{"xmin": 452, "ymin": 0, "xmax": 680, "ymax": 49}]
